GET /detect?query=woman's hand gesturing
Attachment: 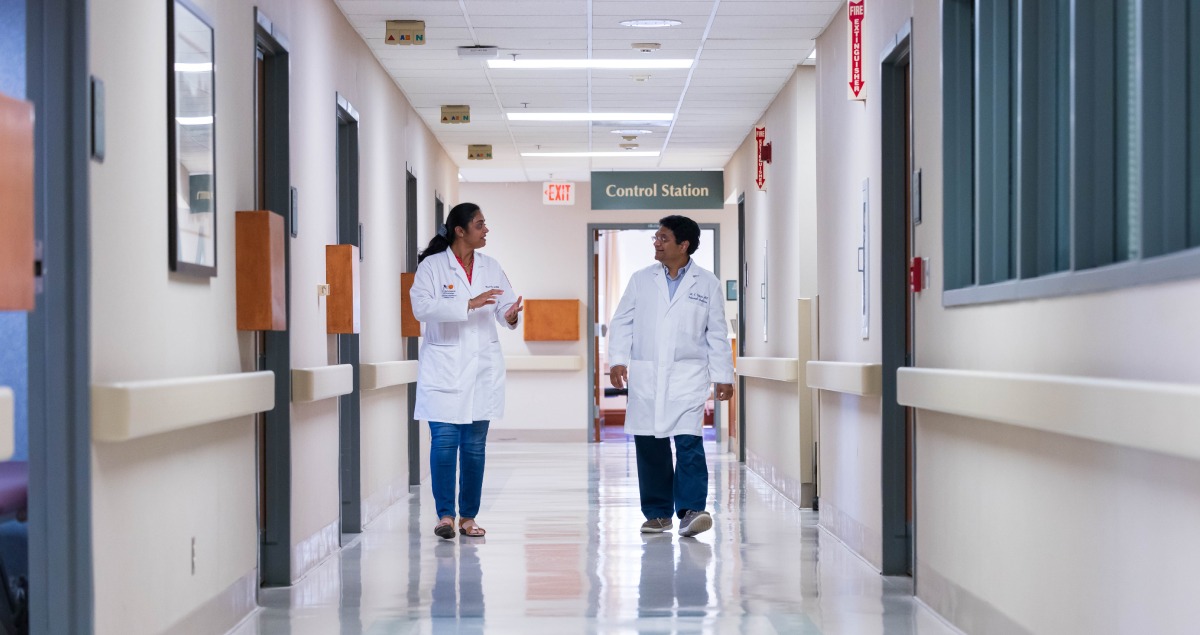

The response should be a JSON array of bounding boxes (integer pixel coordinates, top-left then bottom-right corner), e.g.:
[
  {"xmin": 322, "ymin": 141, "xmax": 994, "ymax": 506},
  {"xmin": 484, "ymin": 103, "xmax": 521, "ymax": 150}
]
[
  {"xmin": 505, "ymin": 296, "xmax": 524, "ymax": 325},
  {"xmin": 469, "ymin": 289, "xmax": 504, "ymax": 310}
]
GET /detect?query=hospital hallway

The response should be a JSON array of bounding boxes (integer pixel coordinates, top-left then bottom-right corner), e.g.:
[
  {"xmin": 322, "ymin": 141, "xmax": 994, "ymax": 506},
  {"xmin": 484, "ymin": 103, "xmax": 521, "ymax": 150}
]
[{"xmin": 232, "ymin": 441, "xmax": 955, "ymax": 635}]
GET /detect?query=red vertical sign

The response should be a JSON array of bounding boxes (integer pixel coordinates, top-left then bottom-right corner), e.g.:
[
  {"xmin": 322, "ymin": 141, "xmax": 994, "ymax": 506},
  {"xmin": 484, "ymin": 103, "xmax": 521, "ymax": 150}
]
[
  {"xmin": 847, "ymin": 0, "xmax": 866, "ymax": 100},
  {"xmin": 755, "ymin": 126, "xmax": 767, "ymax": 190}
]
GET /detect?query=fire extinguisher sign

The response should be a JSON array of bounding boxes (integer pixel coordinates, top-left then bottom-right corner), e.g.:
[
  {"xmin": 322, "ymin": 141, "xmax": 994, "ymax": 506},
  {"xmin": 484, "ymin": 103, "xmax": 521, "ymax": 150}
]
[{"xmin": 847, "ymin": 0, "xmax": 866, "ymax": 101}]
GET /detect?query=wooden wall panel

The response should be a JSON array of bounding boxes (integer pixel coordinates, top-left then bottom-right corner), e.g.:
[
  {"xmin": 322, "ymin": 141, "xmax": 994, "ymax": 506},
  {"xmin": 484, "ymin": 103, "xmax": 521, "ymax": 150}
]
[
  {"xmin": 0, "ymin": 94, "xmax": 35, "ymax": 311},
  {"xmin": 326, "ymin": 245, "xmax": 360, "ymax": 334},
  {"xmin": 235, "ymin": 211, "xmax": 286, "ymax": 331},
  {"xmin": 400, "ymin": 272, "xmax": 420, "ymax": 337},
  {"xmin": 524, "ymin": 299, "xmax": 580, "ymax": 341}
]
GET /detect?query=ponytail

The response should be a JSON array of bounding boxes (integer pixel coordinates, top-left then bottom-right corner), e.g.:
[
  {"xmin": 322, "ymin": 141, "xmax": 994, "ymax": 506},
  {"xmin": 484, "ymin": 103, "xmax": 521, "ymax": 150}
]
[{"xmin": 418, "ymin": 202, "xmax": 481, "ymax": 263}]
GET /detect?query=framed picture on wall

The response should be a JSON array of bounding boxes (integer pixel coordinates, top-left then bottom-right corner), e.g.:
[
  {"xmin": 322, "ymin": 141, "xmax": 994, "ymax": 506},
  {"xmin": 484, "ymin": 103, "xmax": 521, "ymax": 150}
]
[
  {"xmin": 725, "ymin": 279, "xmax": 737, "ymax": 301},
  {"xmin": 167, "ymin": 0, "xmax": 218, "ymax": 276}
]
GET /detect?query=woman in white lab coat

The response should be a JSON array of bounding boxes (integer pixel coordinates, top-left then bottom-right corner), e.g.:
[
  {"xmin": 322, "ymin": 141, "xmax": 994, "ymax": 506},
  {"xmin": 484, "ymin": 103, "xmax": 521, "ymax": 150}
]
[{"xmin": 410, "ymin": 202, "xmax": 523, "ymax": 540}]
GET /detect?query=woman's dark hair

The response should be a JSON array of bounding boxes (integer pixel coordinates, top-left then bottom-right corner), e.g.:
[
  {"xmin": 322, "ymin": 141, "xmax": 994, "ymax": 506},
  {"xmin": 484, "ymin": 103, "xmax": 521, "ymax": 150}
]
[
  {"xmin": 418, "ymin": 202, "xmax": 481, "ymax": 263},
  {"xmin": 659, "ymin": 215, "xmax": 701, "ymax": 255}
]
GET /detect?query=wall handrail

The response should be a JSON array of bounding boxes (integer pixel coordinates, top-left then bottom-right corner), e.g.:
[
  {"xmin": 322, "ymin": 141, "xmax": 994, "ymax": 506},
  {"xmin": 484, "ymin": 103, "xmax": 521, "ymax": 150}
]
[
  {"xmin": 735, "ymin": 357, "xmax": 799, "ymax": 383},
  {"xmin": 807, "ymin": 361, "xmax": 883, "ymax": 396},
  {"xmin": 361, "ymin": 360, "xmax": 418, "ymax": 391},
  {"xmin": 897, "ymin": 367, "xmax": 1200, "ymax": 462},
  {"xmin": 92, "ymin": 371, "xmax": 275, "ymax": 442},
  {"xmin": 0, "ymin": 387, "xmax": 13, "ymax": 460},
  {"xmin": 504, "ymin": 355, "xmax": 583, "ymax": 372},
  {"xmin": 292, "ymin": 364, "xmax": 354, "ymax": 403}
]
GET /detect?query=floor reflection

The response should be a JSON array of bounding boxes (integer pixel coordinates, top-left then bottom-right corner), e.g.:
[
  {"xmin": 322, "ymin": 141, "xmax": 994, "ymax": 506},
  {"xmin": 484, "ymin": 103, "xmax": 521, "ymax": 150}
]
[{"xmin": 231, "ymin": 441, "xmax": 957, "ymax": 635}]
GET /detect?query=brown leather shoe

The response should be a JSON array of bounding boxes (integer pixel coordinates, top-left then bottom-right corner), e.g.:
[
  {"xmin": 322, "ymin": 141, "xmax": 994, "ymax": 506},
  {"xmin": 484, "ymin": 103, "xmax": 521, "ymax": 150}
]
[{"xmin": 641, "ymin": 517, "xmax": 672, "ymax": 533}]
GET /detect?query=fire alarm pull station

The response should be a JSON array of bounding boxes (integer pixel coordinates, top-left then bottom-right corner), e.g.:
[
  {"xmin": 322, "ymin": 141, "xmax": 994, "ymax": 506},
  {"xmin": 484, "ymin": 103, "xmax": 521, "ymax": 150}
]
[{"xmin": 910, "ymin": 257, "xmax": 924, "ymax": 293}]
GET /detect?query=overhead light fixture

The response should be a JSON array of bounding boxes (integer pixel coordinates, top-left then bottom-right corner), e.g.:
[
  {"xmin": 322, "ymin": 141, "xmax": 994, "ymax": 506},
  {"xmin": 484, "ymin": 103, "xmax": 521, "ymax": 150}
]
[
  {"xmin": 632, "ymin": 43, "xmax": 661, "ymax": 53},
  {"xmin": 521, "ymin": 151, "xmax": 660, "ymax": 157},
  {"xmin": 620, "ymin": 19, "xmax": 682, "ymax": 28},
  {"xmin": 507, "ymin": 112, "xmax": 673, "ymax": 122},
  {"xmin": 611, "ymin": 129, "xmax": 654, "ymax": 135},
  {"xmin": 487, "ymin": 59, "xmax": 691, "ymax": 70}
]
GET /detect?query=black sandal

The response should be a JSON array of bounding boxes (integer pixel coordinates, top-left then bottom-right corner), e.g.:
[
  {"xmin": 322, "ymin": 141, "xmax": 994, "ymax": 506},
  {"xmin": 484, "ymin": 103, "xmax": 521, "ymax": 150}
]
[{"xmin": 433, "ymin": 517, "xmax": 455, "ymax": 540}]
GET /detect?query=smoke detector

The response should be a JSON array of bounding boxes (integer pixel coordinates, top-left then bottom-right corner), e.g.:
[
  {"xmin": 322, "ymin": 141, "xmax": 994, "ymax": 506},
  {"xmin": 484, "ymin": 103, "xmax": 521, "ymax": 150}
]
[
  {"xmin": 621, "ymin": 135, "xmax": 639, "ymax": 141},
  {"xmin": 631, "ymin": 74, "xmax": 651, "ymax": 83},
  {"xmin": 632, "ymin": 42, "xmax": 661, "ymax": 53},
  {"xmin": 620, "ymin": 143, "xmax": 640, "ymax": 150}
]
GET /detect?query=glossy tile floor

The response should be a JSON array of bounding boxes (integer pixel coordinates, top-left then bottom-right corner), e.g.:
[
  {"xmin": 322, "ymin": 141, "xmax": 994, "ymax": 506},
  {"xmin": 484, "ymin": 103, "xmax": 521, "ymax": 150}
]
[{"xmin": 232, "ymin": 440, "xmax": 958, "ymax": 635}]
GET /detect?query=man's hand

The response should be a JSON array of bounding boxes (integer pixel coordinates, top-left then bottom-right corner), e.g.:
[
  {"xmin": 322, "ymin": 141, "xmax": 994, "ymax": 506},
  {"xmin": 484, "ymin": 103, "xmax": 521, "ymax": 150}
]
[
  {"xmin": 468, "ymin": 289, "xmax": 504, "ymax": 310},
  {"xmin": 609, "ymin": 365, "xmax": 628, "ymax": 390},
  {"xmin": 714, "ymin": 383, "xmax": 734, "ymax": 401}
]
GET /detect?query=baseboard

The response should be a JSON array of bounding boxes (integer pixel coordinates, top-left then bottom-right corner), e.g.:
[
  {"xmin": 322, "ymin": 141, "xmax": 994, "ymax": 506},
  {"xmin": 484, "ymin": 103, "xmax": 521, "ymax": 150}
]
[
  {"xmin": 489, "ymin": 428, "xmax": 586, "ymax": 442},
  {"xmin": 361, "ymin": 473, "xmax": 410, "ymax": 526},
  {"xmin": 746, "ymin": 448, "xmax": 814, "ymax": 508},
  {"xmin": 916, "ymin": 561, "xmax": 1033, "ymax": 635},
  {"xmin": 164, "ymin": 568, "xmax": 256, "ymax": 635},
  {"xmin": 291, "ymin": 519, "xmax": 339, "ymax": 584},
  {"xmin": 817, "ymin": 498, "xmax": 883, "ymax": 570}
]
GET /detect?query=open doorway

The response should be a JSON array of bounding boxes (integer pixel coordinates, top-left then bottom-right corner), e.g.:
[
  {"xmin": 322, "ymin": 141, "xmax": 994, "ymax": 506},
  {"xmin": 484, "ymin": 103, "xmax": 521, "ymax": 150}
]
[{"xmin": 586, "ymin": 223, "xmax": 721, "ymax": 443}]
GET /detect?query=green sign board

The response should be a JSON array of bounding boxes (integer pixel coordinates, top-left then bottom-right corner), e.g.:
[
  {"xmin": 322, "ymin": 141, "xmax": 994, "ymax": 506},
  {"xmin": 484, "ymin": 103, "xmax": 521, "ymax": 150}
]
[{"xmin": 591, "ymin": 171, "xmax": 725, "ymax": 210}]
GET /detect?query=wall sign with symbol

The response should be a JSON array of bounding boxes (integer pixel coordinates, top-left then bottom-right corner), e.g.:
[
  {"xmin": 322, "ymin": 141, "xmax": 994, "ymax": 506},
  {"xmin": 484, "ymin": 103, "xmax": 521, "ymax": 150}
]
[{"xmin": 847, "ymin": 0, "xmax": 866, "ymax": 100}]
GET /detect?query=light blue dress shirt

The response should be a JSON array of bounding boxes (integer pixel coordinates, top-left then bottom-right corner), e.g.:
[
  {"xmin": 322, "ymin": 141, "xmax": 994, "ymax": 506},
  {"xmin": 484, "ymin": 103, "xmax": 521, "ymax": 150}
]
[{"xmin": 664, "ymin": 259, "xmax": 692, "ymax": 300}]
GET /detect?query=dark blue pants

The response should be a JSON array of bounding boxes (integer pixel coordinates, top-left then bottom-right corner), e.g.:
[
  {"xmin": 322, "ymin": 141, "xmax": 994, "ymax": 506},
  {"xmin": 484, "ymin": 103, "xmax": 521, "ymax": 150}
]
[{"xmin": 633, "ymin": 434, "xmax": 708, "ymax": 520}]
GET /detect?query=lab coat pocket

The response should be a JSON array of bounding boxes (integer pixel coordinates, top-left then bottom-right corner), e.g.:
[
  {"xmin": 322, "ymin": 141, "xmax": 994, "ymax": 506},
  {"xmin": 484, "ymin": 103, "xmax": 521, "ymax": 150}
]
[
  {"xmin": 420, "ymin": 342, "xmax": 461, "ymax": 393},
  {"xmin": 666, "ymin": 361, "xmax": 709, "ymax": 405}
]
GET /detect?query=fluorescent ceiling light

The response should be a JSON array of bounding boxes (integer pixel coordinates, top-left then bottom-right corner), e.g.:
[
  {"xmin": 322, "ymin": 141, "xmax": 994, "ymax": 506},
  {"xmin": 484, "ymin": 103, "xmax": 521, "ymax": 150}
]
[
  {"xmin": 611, "ymin": 129, "xmax": 655, "ymax": 135},
  {"xmin": 619, "ymin": 19, "xmax": 682, "ymax": 28},
  {"xmin": 487, "ymin": 59, "xmax": 692, "ymax": 70},
  {"xmin": 176, "ymin": 116, "xmax": 213, "ymax": 125},
  {"xmin": 521, "ymin": 151, "xmax": 660, "ymax": 158},
  {"xmin": 507, "ymin": 112, "xmax": 673, "ymax": 122},
  {"xmin": 174, "ymin": 63, "xmax": 213, "ymax": 72}
]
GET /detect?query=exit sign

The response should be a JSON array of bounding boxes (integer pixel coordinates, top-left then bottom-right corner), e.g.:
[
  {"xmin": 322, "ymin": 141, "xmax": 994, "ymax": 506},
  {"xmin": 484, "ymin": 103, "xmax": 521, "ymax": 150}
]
[{"xmin": 542, "ymin": 182, "xmax": 575, "ymax": 205}]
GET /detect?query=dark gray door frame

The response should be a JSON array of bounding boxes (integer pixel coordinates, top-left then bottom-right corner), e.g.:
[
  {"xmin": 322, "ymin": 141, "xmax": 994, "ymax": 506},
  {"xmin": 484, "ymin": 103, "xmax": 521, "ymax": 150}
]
[
  {"xmin": 254, "ymin": 9, "xmax": 293, "ymax": 587},
  {"xmin": 880, "ymin": 20, "xmax": 914, "ymax": 577},
  {"xmin": 335, "ymin": 94, "xmax": 362, "ymax": 535},
  {"xmin": 26, "ymin": 0, "xmax": 93, "ymax": 630},
  {"xmin": 736, "ymin": 194, "xmax": 747, "ymax": 462},
  {"xmin": 405, "ymin": 171, "xmax": 420, "ymax": 487},
  {"xmin": 584, "ymin": 223, "xmax": 722, "ymax": 443}
]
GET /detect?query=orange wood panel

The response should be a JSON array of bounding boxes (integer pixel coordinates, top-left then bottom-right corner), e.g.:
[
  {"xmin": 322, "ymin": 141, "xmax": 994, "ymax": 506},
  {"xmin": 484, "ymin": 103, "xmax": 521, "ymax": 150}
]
[
  {"xmin": 326, "ymin": 245, "xmax": 360, "ymax": 334},
  {"xmin": 523, "ymin": 299, "xmax": 580, "ymax": 341},
  {"xmin": 0, "ymin": 94, "xmax": 35, "ymax": 311},
  {"xmin": 399, "ymin": 272, "xmax": 420, "ymax": 337},
  {"xmin": 235, "ymin": 211, "xmax": 286, "ymax": 331}
]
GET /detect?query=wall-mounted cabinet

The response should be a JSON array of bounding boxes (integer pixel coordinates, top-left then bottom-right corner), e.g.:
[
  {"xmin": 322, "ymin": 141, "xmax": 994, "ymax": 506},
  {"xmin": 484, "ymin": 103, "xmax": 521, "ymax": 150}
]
[
  {"xmin": 326, "ymin": 245, "xmax": 360, "ymax": 334},
  {"xmin": 0, "ymin": 94, "xmax": 35, "ymax": 311},
  {"xmin": 524, "ymin": 299, "xmax": 580, "ymax": 341},
  {"xmin": 235, "ymin": 211, "xmax": 286, "ymax": 331},
  {"xmin": 399, "ymin": 272, "xmax": 420, "ymax": 337}
]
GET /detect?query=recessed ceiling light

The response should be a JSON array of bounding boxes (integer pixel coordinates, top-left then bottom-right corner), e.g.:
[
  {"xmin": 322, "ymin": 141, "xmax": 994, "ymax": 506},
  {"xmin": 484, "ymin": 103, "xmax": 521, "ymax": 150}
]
[
  {"xmin": 521, "ymin": 151, "xmax": 661, "ymax": 158},
  {"xmin": 620, "ymin": 19, "xmax": 682, "ymax": 28},
  {"xmin": 611, "ymin": 129, "xmax": 654, "ymax": 135},
  {"xmin": 487, "ymin": 59, "xmax": 691, "ymax": 70},
  {"xmin": 507, "ymin": 112, "xmax": 673, "ymax": 122}
]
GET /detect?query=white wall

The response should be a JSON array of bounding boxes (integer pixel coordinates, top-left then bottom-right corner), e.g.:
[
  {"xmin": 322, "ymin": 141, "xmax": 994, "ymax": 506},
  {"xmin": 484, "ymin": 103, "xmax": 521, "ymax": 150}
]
[
  {"xmin": 816, "ymin": 1, "xmax": 1200, "ymax": 632},
  {"xmin": 89, "ymin": 0, "xmax": 457, "ymax": 631},
  {"xmin": 722, "ymin": 67, "xmax": 819, "ymax": 507},
  {"xmin": 459, "ymin": 181, "xmax": 737, "ymax": 439}
]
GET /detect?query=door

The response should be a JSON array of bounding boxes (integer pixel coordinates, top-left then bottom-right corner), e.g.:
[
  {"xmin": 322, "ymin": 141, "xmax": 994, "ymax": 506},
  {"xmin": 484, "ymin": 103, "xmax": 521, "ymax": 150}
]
[
  {"xmin": 880, "ymin": 25, "xmax": 915, "ymax": 577},
  {"xmin": 254, "ymin": 10, "xmax": 293, "ymax": 586},
  {"xmin": 335, "ymin": 95, "xmax": 362, "ymax": 535},
  {"xmin": 405, "ymin": 172, "xmax": 420, "ymax": 485}
]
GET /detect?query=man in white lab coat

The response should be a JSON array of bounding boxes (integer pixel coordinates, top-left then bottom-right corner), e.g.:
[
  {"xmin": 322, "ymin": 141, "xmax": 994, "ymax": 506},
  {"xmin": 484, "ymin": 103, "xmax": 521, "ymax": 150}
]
[{"xmin": 608, "ymin": 215, "xmax": 735, "ymax": 537}]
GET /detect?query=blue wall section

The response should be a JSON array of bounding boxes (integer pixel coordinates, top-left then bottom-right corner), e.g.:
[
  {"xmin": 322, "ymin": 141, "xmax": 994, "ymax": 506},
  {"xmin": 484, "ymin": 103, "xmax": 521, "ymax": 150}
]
[{"xmin": 0, "ymin": 0, "xmax": 29, "ymax": 462}]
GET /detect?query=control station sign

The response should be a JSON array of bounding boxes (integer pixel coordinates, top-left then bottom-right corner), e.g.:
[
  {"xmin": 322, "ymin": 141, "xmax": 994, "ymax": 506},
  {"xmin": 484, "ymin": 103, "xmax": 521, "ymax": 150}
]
[{"xmin": 591, "ymin": 171, "xmax": 724, "ymax": 210}]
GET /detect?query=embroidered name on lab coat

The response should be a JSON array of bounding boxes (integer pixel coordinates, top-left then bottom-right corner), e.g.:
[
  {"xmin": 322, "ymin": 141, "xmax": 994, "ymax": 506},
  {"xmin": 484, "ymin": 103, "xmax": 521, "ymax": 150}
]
[
  {"xmin": 441, "ymin": 284, "xmax": 457, "ymax": 299},
  {"xmin": 687, "ymin": 292, "xmax": 710, "ymax": 304}
]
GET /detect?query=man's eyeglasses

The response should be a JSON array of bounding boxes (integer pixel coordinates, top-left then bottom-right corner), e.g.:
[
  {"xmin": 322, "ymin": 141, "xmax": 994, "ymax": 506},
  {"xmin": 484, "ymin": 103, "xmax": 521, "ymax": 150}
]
[{"xmin": 651, "ymin": 234, "xmax": 674, "ymax": 244}]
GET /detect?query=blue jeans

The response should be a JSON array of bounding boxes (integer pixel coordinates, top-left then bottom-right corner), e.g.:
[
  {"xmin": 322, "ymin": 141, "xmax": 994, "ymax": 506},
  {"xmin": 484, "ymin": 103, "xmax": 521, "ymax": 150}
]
[
  {"xmin": 429, "ymin": 420, "xmax": 489, "ymax": 520},
  {"xmin": 633, "ymin": 434, "xmax": 708, "ymax": 520}
]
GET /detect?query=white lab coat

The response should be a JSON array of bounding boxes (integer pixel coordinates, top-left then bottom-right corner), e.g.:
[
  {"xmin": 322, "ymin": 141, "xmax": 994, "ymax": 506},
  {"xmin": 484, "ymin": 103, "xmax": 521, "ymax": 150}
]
[
  {"xmin": 409, "ymin": 249, "xmax": 519, "ymax": 424},
  {"xmin": 608, "ymin": 261, "xmax": 734, "ymax": 438}
]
